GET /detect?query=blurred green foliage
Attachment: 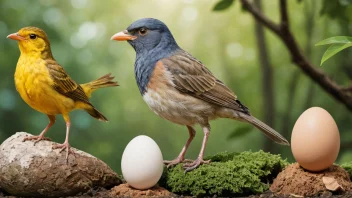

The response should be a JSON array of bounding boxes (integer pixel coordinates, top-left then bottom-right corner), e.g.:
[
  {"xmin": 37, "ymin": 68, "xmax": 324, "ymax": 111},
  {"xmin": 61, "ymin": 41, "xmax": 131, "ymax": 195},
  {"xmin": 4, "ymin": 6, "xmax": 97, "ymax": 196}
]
[
  {"xmin": 320, "ymin": 0, "xmax": 352, "ymax": 21},
  {"xmin": 159, "ymin": 151, "xmax": 288, "ymax": 196},
  {"xmin": 341, "ymin": 162, "xmax": 352, "ymax": 179},
  {"xmin": 0, "ymin": 0, "xmax": 351, "ymax": 174}
]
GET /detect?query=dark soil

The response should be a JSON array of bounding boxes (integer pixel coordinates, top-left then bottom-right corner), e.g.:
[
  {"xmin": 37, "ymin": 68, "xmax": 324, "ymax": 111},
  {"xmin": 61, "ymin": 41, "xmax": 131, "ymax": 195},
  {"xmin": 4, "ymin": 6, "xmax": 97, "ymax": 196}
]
[
  {"xmin": 1, "ymin": 183, "xmax": 352, "ymax": 197},
  {"xmin": 248, "ymin": 191, "xmax": 352, "ymax": 198},
  {"xmin": 0, "ymin": 185, "xmax": 15, "ymax": 198},
  {"xmin": 1, "ymin": 163, "xmax": 352, "ymax": 197}
]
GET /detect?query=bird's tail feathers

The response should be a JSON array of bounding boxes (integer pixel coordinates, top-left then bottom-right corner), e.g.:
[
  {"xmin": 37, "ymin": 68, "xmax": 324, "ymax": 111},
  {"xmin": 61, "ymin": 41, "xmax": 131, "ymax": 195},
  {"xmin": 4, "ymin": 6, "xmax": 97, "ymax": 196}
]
[
  {"xmin": 239, "ymin": 113, "xmax": 290, "ymax": 146},
  {"xmin": 81, "ymin": 73, "xmax": 118, "ymax": 98},
  {"xmin": 85, "ymin": 106, "xmax": 108, "ymax": 122}
]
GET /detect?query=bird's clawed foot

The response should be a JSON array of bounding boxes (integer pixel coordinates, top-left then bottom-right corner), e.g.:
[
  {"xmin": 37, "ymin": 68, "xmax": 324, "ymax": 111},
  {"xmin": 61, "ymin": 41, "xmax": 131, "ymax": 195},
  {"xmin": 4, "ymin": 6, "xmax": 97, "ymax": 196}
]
[
  {"xmin": 183, "ymin": 157, "xmax": 211, "ymax": 173},
  {"xmin": 52, "ymin": 142, "xmax": 75, "ymax": 162},
  {"xmin": 23, "ymin": 135, "xmax": 51, "ymax": 145},
  {"xmin": 164, "ymin": 158, "xmax": 182, "ymax": 168},
  {"xmin": 164, "ymin": 157, "xmax": 194, "ymax": 168}
]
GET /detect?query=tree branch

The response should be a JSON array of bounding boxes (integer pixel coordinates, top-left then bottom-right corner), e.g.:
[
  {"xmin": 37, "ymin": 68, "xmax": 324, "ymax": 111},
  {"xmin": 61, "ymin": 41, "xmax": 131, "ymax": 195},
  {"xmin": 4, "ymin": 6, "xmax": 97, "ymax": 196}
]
[
  {"xmin": 279, "ymin": 0, "xmax": 289, "ymax": 28},
  {"xmin": 240, "ymin": 0, "xmax": 281, "ymax": 35},
  {"xmin": 239, "ymin": 0, "xmax": 352, "ymax": 111},
  {"xmin": 342, "ymin": 86, "xmax": 352, "ymax": 92}
]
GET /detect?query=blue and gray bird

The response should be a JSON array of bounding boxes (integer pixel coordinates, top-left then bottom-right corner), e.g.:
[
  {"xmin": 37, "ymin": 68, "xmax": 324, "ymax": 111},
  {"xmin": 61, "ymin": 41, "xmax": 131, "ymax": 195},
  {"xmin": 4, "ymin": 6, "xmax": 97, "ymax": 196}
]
[{"xmin": 111, "ymin": 18, "xmax": 289, "ymax": 172}]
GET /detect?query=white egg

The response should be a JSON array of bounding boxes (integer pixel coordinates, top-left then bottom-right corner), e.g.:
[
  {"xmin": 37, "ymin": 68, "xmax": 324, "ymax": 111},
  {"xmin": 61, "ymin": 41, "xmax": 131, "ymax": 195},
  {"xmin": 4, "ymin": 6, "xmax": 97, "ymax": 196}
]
[{"xmin": 121, "ymin": 135, "xmax": 164, "ymax": 190}]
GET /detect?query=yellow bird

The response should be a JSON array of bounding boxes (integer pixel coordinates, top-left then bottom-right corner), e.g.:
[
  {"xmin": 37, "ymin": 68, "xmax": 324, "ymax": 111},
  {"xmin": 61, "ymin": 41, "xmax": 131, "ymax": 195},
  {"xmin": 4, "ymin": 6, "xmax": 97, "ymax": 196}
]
[{"xmin": 7, "ymin": 27, "xmax": 118, "ymax": 160}]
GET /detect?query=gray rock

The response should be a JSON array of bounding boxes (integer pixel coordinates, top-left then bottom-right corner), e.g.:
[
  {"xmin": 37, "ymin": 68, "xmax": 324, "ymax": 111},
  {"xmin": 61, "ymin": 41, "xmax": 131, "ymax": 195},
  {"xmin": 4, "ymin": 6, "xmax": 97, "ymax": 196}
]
[{"xmin": 0, "ymin": 132, "xmax": 121, "ymax": 197}]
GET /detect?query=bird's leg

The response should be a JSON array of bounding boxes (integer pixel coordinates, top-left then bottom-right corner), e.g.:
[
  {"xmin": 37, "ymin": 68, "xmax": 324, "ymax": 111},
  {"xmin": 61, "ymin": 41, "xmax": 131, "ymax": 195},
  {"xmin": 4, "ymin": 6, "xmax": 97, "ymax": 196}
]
[
  {"xmin": 183, "ymin": 124, "xmax": 211, "ymax": 172},
  {"xmin": 23, "ymin": 115, "xmax": 55, "ymax": 144},
  {"xmin": 52, "ymin": 115, "xmax": 75, "ymax": 162},
  {"xmin": 164, "ymin": 125, "xmax": 196, "ymax": 168}
]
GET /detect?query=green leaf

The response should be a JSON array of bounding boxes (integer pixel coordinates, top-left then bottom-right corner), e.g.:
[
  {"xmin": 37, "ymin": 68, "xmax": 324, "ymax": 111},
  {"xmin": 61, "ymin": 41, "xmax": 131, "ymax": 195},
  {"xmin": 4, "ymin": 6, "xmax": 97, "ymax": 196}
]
[
  {"xmin": 213, "ymin": 0, "xmax": 235, "ymax": 11},
  {"xmin": 315, "ymin": 36, "xmax": 352, "ymax": 46},
  {"xmin": 320, "ymin": 43, "xmax": 352, "ymax": 65}
]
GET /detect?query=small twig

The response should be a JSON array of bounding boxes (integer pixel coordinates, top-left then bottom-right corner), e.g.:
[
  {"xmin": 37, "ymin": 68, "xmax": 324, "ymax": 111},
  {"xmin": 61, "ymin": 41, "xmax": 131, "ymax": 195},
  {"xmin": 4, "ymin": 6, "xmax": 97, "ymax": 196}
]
[{"xmin": 240, "ymin": 0, "xmax": 281, "ymax": 35}]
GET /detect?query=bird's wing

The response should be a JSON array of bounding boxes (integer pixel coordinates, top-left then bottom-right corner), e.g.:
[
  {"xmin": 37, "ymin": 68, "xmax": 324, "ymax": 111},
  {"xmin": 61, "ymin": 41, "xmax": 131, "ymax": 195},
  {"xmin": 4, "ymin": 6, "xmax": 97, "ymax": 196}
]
[
  {"xmin": 46, "ymin": 60, "xmax": 91, "ymax": 105},
  {"xmin": 161, "ymin": 50, "xmax": 249, "ymax": 113}
]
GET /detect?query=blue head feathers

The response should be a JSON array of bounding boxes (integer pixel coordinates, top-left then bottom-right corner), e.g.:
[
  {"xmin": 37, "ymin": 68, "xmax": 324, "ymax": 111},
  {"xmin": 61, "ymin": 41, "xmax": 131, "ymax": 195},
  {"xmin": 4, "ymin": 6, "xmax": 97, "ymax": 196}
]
[{"xmin": 124, "ymin": 18, "xmax": 180, "ymax": 94}]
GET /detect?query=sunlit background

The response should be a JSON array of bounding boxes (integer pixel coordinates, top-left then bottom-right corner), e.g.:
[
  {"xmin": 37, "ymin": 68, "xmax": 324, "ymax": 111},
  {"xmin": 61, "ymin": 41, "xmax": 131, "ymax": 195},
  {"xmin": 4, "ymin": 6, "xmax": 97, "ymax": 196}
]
[{"xmin": 0, "ymin": 0, "xmax": 351, "ymax": 173}]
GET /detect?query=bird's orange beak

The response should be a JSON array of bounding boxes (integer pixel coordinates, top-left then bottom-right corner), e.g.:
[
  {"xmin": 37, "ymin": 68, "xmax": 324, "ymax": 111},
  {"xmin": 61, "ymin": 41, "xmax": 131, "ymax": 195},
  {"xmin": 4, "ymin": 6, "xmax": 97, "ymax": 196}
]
[
  {"xmin": 7, "ymin": 32, "xmax": 26, "ymax": 41},
  {"xmin": 111, "ymin": 30, "xmax": 137, "ymax": 41}
]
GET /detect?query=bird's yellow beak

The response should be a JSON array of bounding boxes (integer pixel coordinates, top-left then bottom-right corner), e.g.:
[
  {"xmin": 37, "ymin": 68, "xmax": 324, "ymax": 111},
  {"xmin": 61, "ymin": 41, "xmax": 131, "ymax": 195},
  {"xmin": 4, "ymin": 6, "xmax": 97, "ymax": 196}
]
[
  {"xmin": 7, "ymin": 32, "xmax": 26, "ymax": 41},
  {"xmin": 111, "ymin": 30, "xmax": 137, "ymax": 41}
]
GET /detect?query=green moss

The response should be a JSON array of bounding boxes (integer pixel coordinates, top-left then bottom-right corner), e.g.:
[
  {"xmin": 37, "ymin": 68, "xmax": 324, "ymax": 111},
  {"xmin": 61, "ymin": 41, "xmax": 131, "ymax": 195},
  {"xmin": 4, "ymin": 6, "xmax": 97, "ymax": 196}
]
[
  {"xmin": 159, "ymin": 150, "xmax": 288, "ymax": 197},
  {"xmin": 341, "ymin": 162, "xmax": 352, "ymax": 179}
]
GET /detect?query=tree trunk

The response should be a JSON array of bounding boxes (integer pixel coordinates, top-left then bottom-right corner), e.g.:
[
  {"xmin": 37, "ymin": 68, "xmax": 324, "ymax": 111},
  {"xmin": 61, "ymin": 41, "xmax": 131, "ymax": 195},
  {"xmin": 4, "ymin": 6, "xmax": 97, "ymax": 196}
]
[
  {"xmin": 281, "ymin": 0, "xmax": 316, "ymax": 137},
  {"xmin": 253, "ymin": 0, "xmax": 275, "ymax": 152}
]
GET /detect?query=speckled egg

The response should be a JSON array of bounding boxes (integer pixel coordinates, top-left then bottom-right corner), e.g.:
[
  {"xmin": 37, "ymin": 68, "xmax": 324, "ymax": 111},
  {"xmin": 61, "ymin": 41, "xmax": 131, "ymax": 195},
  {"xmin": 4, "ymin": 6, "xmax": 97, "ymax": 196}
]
[{"xmin": 291, "ymin": 107, "xmax": 340, "ymax": 172}]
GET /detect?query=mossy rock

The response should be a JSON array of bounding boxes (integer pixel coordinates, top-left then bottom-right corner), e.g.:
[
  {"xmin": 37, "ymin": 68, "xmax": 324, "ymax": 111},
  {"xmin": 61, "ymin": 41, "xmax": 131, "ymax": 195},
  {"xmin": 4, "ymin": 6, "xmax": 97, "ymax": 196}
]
[
  {"xmin": 159, "ymin": 150, "xmax": 288, "ymax": 197},
  {"xmin": 341, "ymin": 162, "xmax": 352, "ymax": 180}
]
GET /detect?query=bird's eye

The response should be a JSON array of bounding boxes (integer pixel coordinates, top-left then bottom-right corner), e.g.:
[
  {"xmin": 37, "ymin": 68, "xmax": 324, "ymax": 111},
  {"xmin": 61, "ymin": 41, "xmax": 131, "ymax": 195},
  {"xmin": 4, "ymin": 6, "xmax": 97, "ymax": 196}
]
[
  {"xmin": 138, "ymin": 28, "xmax": 147, "ymax": 36},
  {"xmin": 29, "ymin": 34, "xmax": 37, "ymax": 39}
]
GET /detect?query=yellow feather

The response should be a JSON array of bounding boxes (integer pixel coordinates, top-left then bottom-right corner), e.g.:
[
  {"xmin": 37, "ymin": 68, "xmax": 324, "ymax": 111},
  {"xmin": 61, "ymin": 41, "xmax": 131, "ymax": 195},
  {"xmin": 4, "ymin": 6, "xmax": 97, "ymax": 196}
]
[
  {"xmin": 11, "ymin": 27, "xmax": 117, "ymax": 125},
  {"xmin": 8, "ymin": 27, "xmax": 117, "ymax": 159}
]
